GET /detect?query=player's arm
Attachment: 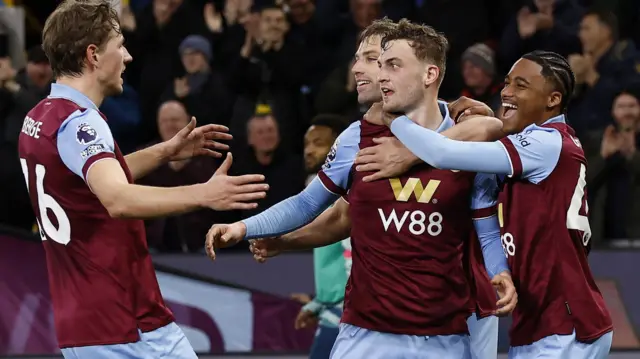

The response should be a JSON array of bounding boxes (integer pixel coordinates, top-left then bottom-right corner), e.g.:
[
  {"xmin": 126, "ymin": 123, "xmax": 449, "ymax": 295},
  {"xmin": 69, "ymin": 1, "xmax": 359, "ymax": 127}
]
[
  {"xmin": 58, "ymin": 110, "xmax": 265, "ymax": 218},
  {"xmin": 279, "ymin": 198, "xmax": 350, "ymax": 250},
  {"xmin": 389, "ymin": 116, "xmax": 562, "ymax": 181},
  {"xmin": 241, "ymin": 123, "xmax": 360, "ymax": 240},
  {"xmin": 442, "ymin": 116, "xmax": 505, "ymax": 142},
  {"xmin": 123, "ymin": 143, "xmax": 172, "ymax": 181},
  {"xmin": 470, "ymin": 173, "xmax": 509, "ymax": 278}
]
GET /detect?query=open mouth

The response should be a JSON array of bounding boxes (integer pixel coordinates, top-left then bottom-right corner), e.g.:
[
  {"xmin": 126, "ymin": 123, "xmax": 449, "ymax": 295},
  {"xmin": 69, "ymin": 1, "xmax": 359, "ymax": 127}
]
[
  {"xmin": 381, "ymin": 87, "xmax": 395, "ymax": 99},
  {"xmin": 502, "ymin": 102, "xmax": 518, "ymax": 119}
]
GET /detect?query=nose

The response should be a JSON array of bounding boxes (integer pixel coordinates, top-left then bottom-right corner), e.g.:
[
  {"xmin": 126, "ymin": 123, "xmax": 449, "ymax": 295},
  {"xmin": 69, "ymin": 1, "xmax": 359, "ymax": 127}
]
[
  {"xmin": 351, "ymin": 59, "xmax": 363, "ymax": 76},
  {"xmin": 378, "ymin": 68, "xmax": 389, "ymax": 84},
  {"xmin": 123, "ymin": 46, "xmax": 133, "ymax": 63},
  {"xmin": 500, "ymin": 83, "xmax": 513, "ymax": 100}
]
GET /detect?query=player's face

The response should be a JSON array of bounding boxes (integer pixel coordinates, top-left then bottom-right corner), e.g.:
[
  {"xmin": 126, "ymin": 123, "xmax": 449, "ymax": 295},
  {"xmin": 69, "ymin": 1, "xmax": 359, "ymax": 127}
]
[
  {"xmin": 501, "ymin": 58, "xmax": 562, "ymax": 133},
  {"xmin": 378, "ymin": 39, "xmax": 438, "ymax": 113},
  {"xmin": 351, "ymin": 35, "xmax": 382, "ymax": 105},
  {"xmin": 96, "ymin": 28, "xmax": 132, "ymax": 97},
  {"xmin": 303, "ymin": 125, "xmax": 336, "ymax": 173}
]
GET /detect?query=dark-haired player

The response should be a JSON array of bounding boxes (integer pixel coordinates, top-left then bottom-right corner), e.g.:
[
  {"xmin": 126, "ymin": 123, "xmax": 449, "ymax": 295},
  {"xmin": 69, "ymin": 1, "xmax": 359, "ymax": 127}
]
[
  {"xmin": 380, "ymin": 50, "xmax": 614, "ymax": 357},
  {"xmin": 207, "ymin": 19, "xmax": 516, "ymax": 359},
  {"xmin": 18, "ymin": 1, "xmax": 267, "ymax": 357}
]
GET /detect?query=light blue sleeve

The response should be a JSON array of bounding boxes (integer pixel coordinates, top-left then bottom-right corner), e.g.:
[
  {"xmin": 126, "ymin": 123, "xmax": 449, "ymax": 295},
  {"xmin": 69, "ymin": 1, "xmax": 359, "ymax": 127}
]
[
  {"xmin": 470, "ymin": 173, "xmax": 498, "ymax": 212},
  {"xmin": 243, "ymin": 177, "xmax": 340, "ymax": 240},
  {"xmin": 389, "ymin": 116, "xmax": 513, "ymax": 175},
  {"xmin": 317, "ymin": 121, "xmax": 361, "ymax": 194},
  {"xmin": 57, "ymin": 109, "xmax": 115, "ymax": 179},
  {"xmin": 473, "ymin": 217, "xmax": 509, "ymax": 278},
  {"xmin": 501, "ymin": 128, "xmax": 563, "ymax": 184}
]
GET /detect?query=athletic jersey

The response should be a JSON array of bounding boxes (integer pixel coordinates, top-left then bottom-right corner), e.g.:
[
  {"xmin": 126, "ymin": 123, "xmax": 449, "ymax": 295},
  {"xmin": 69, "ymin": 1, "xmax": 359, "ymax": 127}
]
[
  {"xmin": 497, "ymin": 115, "xmax": 613, "ymax": 346},
  {"xmin": 318, "ymin": 102, "xmax": 498, "ymax": 336},
  {"xmin": 17, "ymin": 84, "xmax": 173, "ymax": 348}
]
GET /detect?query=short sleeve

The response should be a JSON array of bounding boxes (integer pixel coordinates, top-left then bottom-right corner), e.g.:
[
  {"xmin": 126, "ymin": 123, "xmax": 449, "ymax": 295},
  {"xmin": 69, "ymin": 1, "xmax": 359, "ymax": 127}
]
[
  {"xmin": 470, "ymin": 173, "xmax": 498, "ymax": 219},
  {"xmin": 497, "ymin": 127, "xmax": 562, "ymax": 184},
  {"xmin": 317, "ymin": 121, "xmax": 361, "ymax": 195},
  {"xmin": 57, "ymin": 109, "xmax": 115, "ymax": 181}
]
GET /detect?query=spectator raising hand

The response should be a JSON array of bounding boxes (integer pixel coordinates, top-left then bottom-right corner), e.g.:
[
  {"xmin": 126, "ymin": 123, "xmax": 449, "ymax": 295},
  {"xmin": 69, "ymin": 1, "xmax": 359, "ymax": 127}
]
[
  {"xmin": 203, "ymin": 3, "xmax": 223, "ymax": 33},
  {"xmin": 517, "ymin": 8, "xmax": 538, "ymax": 39},
  {"xmin": 120, "ymin": 6, "xmax": 136, "ymax": 32},
  {"xmin": 600, "ymin": 125, "xmax": 622, "ymax": 159}
]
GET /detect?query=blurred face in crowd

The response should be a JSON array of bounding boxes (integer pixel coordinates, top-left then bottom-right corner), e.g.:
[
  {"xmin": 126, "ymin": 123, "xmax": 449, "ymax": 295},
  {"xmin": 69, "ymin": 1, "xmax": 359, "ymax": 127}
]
[
  {"xmin": 462, "ymin": 60, "xmax": 491, "ymax": 90},
  {"xmin": 181, "ymin": 49, "xmax": 208, "ymax": 74},
  {"xmin": 350, "ymin": 0, "xmax": 381, "ymax": 30},
  {"xmin": 260, "ymin": 8, "xmax": 289, "ymax": 43},
  {"xmin": 248, "ymin": 115, "xmax": 280, "ymax": 153},
  {"xmin": 96, "ymin": 27, "xmax": 132, "ymax": 96},
  {"xmin": 351, "ymin": 35, "xmax": 382, "ymax": 105},
  {"xmin": 26, "ymin": 61, "xmax": 53, "ymax": 89},
  {"xmin": 378, "ymin": 39, "xmax": 438, "ymax": 113},
  {"xmin": 579, "ymin": 15, "xmax": 612, "ymax": 54},
  {"xmin": 286, "ymin": 0, "xmax": 314, "ymax": 24},
  {"xmin": 501, "ymin": 58, "xmax": 561, "ymax": 133},
  {"xmin": 304, "ymin": 125, "xmax": 336, "ymax": 172},
  {"xmin": 612, "ymin": 93, "xmax": 640, "ymax": 129},
  {"xmin": 157, "ymin": 101, "xmax": 189, "ymax": 142}
]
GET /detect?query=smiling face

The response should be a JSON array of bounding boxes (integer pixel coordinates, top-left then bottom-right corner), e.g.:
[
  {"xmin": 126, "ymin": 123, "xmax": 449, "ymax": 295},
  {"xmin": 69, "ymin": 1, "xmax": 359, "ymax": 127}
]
[
  {"xmin": 500, "ymin": 58, "xmax": 562, "ymax": 133},
  {"xmin": 351, "ymin": 35, "xmax": 383, "ymax": 105}
]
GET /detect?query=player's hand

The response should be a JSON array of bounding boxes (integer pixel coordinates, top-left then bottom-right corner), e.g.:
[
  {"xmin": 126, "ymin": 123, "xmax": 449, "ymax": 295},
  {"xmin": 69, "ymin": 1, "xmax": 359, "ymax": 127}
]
[
  {"xmin": 249, "ymin": 237, "xmax": 284, "ymax": 263},
  {"xmin": 364, "ymin": 102, "xmax": 397, "ymax": 127},
  {"xmin": 354, "ymin": 137, "xmax": 420, "ymax": 182},
  {"xmin": 202, "ymin": 153, "xmax": 269, "ymax": 211},
  {"xmin": 205, "ymin": 221, "xmax": 247, "ymax": 260},
  {"xmin": 294, "ymin": 309, "xmax": 319, "ymax": 329},
  {"xmin": 448, "ymin": 96, "xmax": 494, "ymax": 122},
  {"xmin": 291, "ymin": 293, "xmax": 313, "ymax": 304},
  {"xmin": 164, "ymin": 117, "xmax": 232, "ymax": 161},
  {"xmin": 492, "ymin": 271, "xmax": 518, "ymax": 316}
]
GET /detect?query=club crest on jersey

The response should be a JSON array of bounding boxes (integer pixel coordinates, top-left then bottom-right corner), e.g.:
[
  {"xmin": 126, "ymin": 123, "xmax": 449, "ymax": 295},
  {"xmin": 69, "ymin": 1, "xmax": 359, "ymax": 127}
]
[
  {"xmin": 76, "ymin": 123, "xmax": 98, "ymax": 145},
  {"xmin": 323, "ymin": 138, "xmax": 340, "ymax": 170}
]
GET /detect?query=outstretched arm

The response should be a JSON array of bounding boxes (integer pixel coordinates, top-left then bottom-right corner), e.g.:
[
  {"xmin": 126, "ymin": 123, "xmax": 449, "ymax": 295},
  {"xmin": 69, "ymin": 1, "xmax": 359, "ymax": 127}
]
[
  {"xmin": 243, "ymin": 178, "xmax": 340, "ymax": 239},
  {"xmin": 278, "ymin": 198, "xmax": 351, "ymax": 250},
  {"xmin": 390, "ymin": 116, "xmax": 513, "ymax": 174}
]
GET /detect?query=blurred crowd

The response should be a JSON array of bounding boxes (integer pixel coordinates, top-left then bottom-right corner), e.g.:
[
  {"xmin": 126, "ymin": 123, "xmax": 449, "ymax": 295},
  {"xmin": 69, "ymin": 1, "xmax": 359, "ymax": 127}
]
[{"xmin": 0, "ymin": 0, "xmax": 639, "ymax": 252}]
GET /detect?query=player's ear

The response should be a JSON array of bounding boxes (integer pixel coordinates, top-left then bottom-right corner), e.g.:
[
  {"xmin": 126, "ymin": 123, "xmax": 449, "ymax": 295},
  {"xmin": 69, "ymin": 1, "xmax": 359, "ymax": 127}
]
[
  {"xmin": 86, "ymin": 44, "xmax": 100, "ymax": 69},
  {"xmin": 546, "ymin": 90, "xmax": 562, "ymax": 109},
  {"xmin": 423, "ymin": 64, "xmax": 439, "ymax": 87}
]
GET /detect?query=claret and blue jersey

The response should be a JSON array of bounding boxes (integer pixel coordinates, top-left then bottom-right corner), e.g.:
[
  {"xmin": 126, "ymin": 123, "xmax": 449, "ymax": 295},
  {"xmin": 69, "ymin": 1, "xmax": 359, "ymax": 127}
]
[
  {"xmin": 388, "ymin": 113, "xmax": 613, "ymax": 347},
  {"xmin": 242, "ymin": 101, "xmax": 508, "ymax": 336}
]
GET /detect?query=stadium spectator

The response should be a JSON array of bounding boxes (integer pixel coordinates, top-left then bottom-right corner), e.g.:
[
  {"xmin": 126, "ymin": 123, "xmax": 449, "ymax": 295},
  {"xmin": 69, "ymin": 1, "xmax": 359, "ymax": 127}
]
[
  {"xmin": 568, "ymin": 8, "xmax": 640, "ymax": 138},
  {"xmin": 499, "ymin": 0, "xmax": 583, "ymax": 74},
  {"xmin": 587, "ymin": 90, "xmax": 640, "ymax": 241},
  {"xmin": 162, "ymin": 34, "xmax": 235, "ymax": 127},
  {"xmin": 234, "ymin": 105, "xmax": 305, "ymax": 218},
  {"xmin": 459, "ymin": 43, "xmax": 502, "ymax": 112}
]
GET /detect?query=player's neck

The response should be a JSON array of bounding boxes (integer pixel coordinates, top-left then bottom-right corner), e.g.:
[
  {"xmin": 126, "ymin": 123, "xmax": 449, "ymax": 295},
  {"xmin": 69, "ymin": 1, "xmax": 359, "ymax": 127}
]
[
  {"xmin": 55, "ymin": 76, "xmax": 105, "ymax": 108},
  {"xmin": 406, "ymin": 97, "xmax": 442, "ymax": 130},
  {"xmin": 536, "ymin": 110, "xmax": 563, "ymax": 126}
]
